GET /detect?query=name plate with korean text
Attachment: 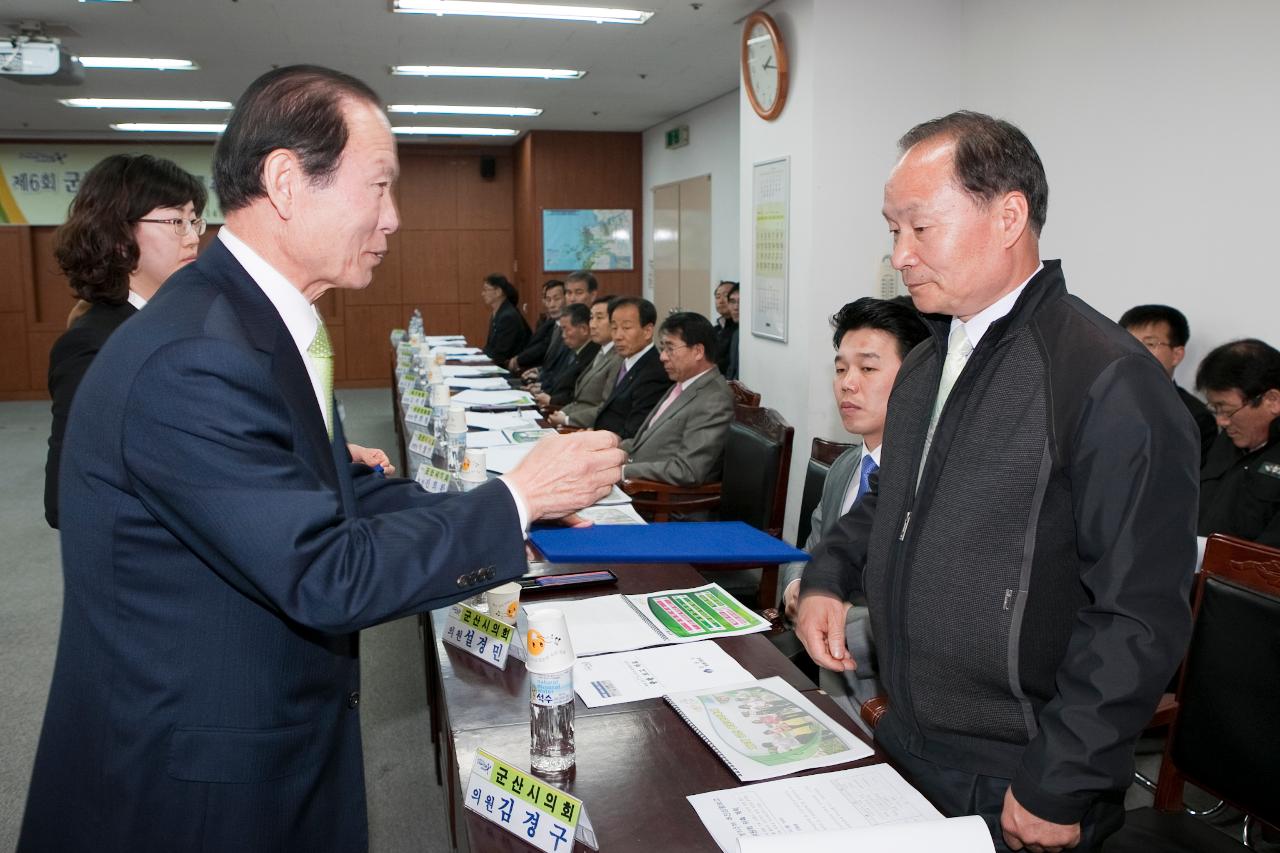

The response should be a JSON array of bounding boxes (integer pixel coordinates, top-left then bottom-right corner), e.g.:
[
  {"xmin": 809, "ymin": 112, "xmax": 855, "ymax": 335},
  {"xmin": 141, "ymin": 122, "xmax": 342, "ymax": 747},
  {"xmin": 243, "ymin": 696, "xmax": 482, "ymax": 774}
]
[
  {"xmin": 401, "ymin": 387, "xmax": 427, "ymax": 411},
  {"xmin": 405, "ymin": 404, "xmax": 433, "ymax": 427},
  {"xmin": 398, "ymin": 375, "xmax": 419, "ymax": 395},
  {"xmin": 408, "ymin": 430, "xmax": 436, "ymax": 458},
  {"xmin": 443, "ymin": 603, "xmax": 515, "ymax": 670},
  {"xmin": 415, "ymin": 463, "xmax": 451, "ymax": 494},
  {"xmin": 464, "ymin": 749, "xmax": 597, "ymax": 852}
]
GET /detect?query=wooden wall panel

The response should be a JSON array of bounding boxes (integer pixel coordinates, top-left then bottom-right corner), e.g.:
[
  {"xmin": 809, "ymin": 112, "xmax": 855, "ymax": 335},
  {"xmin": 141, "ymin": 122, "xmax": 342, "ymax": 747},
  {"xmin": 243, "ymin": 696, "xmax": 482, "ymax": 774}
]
[
  {"xmin": 513, "ymin": 131, "xmax": 644, "ymax": 307},
  {"xmin": 0, "ymin": 227, "xmax": 28, "ymax": 314},
  {"xmin": 27, "ymin": 330, "xmax": 60, "ymax": 390},
  {"xmin": 0, "ymin": 314, "xmax": 31, "ymax": 391},
  {"xmin": 458, "ymin": 157, "xmax": 514, "ymax": 231},
  {"xmin": 31, "ymin": 228, "xmax": 76, "ymax": 326},
  {"xmin": 421, "ymin": 304, "xmax": 461, "ymax": 336},
  {"xmin": 327, "ymin": 322, "xmax": 348, "ymax": 384},
  {"xmin": 398, "ymin": 155, "xmax": 458, "ymax": 231},
  {"xmin": 343, "ymin": 305, "xmax": 406, "ymax": 380},
  {"xmin": 401, "ymin": 231, "xmax": 459, "ymax": 305}
]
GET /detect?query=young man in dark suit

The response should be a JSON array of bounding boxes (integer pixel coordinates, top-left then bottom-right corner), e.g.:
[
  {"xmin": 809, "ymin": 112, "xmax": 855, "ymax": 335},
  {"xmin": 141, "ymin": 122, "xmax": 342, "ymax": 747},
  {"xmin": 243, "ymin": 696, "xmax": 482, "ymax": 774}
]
[{"xmin": 593, "ymin": 296, "xmax": 672, "ymax": 440}]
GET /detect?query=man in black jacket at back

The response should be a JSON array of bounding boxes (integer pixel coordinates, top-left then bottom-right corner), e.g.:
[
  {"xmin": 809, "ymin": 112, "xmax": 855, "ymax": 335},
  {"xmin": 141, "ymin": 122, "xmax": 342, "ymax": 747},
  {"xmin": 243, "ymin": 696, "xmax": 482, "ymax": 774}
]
[
  {"xmin": 509, "ymin": 279, "xmax": 564, "ymax": 372},
  {"xmin": 594, "ymin": 297, "xmax": 671, "ymax": 440},
  {"xmin": 796, "ymin": 111, "xmax": 1196, "ymax": 853}
]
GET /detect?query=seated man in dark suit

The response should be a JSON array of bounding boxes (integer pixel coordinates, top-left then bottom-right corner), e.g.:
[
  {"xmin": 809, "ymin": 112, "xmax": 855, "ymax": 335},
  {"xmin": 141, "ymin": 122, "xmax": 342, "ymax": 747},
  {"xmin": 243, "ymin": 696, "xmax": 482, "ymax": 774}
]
[
  {"xmin": 713, "ymin": 280, "xmax": 738, "ymax": 375},
  {"xmin": 1196, "ymin": 338, "xmax": 1280, "ymax": 548},
  {"xmin": 18, "ymin": 64, "xmax": 624, "ymax": 853},
  {"xmin": 520, "ymin": 270, "xmax": 598, "ymax": 384},
  {"xmin": 620, "ymin": 312, "xmax": 732, "ymax": 486},
  {"xmin": 594, "ymin": 297, "xmax": 672, "ymax": 440},
  {"xmin": 534, "ymin": 303, "xmax": 599, "ymax": 408},
  {"xmin": 1120, "ymin": 303, "xmax": 1218, "ymax": 464},
  {"xmin": 508, "ymin": 278, "xmax": 564, "ymax": 372}
]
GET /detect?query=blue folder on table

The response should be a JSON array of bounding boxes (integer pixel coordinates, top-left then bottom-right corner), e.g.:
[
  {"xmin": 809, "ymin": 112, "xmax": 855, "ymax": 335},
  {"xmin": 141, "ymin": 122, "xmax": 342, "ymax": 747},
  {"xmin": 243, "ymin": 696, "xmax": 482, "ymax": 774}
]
[{"xmin": 528, "ymin": 521, "xmax": 809, "ymax": 564}]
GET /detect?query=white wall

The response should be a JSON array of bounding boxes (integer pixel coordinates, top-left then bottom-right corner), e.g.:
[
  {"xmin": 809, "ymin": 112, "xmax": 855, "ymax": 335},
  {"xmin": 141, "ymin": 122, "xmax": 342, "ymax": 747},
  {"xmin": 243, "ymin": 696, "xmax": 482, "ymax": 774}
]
[
  {"xmin": 641, "ymin": 89, "xmax": 741, "ymax": 315},
  {"xmin": 739, "ymin": 0, "xmax": 1280, "ymax": 540}
]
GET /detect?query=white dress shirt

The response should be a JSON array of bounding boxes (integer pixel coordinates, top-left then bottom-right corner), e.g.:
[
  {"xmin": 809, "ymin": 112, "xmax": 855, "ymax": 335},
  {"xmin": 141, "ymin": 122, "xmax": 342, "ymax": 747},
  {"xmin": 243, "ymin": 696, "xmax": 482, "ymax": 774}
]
[
  {"xmin": 949, "ymin": 262, "xmax": 1043, "ymax": 351},
  {"xmin": 622, "ymin": 342, "xmax": 654, "ymax": 373},
  {"xmin": 126, "ymin": 291, "xmax": 149, "ymax": 311},
  {"xmin": 218, "ymin": 227, "xmax": 529, "ymax": 530}
]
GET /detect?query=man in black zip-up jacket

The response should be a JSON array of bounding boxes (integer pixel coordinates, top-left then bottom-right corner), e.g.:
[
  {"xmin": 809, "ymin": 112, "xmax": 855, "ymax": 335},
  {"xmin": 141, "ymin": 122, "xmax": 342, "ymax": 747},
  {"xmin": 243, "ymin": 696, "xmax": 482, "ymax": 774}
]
[{"xmin": 797, "ymin": 112, "xmax": 1197, "ymax": 852}]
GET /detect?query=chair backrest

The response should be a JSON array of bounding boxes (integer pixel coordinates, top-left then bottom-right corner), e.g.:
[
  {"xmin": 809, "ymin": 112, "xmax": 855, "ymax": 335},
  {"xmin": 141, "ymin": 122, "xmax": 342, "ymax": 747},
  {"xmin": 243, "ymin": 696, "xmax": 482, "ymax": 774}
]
[
  {"xmin": 795, "ymin": 437, "xmax": 855, "ymax": 548},
  {"xmin": 1157, "ymin": 534, "xmax": 1280, "ymax": 827},
  {"xmin": 719, "ymin": 406, "xmax": 794, "ymax": 537},
  {"xmin": 727, "ymin": 379, "xmax": 761, "ymax": 408}
]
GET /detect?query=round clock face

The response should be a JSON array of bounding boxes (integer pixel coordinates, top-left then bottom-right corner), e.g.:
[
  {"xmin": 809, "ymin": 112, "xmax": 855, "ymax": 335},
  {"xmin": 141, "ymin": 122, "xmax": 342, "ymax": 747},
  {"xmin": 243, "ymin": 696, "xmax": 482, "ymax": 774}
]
[{"xmin": 746, "ymin": 21, "xmax": 779, "ymax": 113}]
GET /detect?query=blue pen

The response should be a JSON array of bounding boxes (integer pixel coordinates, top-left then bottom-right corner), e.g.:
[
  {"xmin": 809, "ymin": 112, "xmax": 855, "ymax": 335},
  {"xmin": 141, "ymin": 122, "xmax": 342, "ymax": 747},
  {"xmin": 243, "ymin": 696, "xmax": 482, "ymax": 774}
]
[{"xmin": 372, "ymin": 464, "xmax": 385, "ymax": 477}]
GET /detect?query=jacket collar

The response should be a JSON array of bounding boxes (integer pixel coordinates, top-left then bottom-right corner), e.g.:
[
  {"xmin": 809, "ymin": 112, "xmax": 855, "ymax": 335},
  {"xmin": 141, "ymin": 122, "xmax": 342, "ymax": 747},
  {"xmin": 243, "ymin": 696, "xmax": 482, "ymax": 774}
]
[{"xmin": 921, "ymin": 259, "xmax": 1065, "ymax": 353}]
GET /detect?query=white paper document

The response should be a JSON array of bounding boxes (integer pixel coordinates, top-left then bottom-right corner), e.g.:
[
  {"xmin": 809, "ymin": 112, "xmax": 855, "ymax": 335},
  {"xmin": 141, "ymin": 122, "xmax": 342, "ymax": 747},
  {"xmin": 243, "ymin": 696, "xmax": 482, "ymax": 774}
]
[
  {"xmin": 524, "ymin": 582, "xmax": 770, "ymax": 657},
  {"xmin": 466, "ymin": 411, "xmax": 537, "ymax": 431},
  {"xmin": 451, "ymin": 354, "xmax": 493, "ymax": 363},
  {"xmin": 440, "ymin": 346, "xmax": 483, "ymax": 355},
  {"xmin": 465, "ymin": 431, "xmax": 514, "ymax": 449},
  {"xmin": 448, "ymin": 376, "xmax": 512, "ymax": 391},
  {"xmin": 689, "ymin": 764, "xmax": 993, "ymax": 853},
  {"xmin": 442, "ymin": 365, "xmax": 505, "ymax": 378},
  {"xmin": 595, "ymin": 484, "xmax": 633, "ymax": 506},
  {"xmin": 484, "ymin": 443, "xmax": 536, "ymax": 474},
  {"xmin": 451, "ymin": 389, "xmax": 536, "ymax": 408},
  {"xmin": 574, "ymin": 504, "xmax": 645, "ymax": 525},
  {"xmin": 574, "ymin": 641, "xmax": 752, "ymax": 708}
]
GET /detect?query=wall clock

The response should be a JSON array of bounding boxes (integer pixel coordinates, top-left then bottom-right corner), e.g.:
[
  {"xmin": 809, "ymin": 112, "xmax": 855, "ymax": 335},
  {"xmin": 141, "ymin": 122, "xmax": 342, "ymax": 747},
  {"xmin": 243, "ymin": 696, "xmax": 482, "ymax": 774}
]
[{"xmin": 742, "ymin": 11, "xmax": 789, "ymax": 121}]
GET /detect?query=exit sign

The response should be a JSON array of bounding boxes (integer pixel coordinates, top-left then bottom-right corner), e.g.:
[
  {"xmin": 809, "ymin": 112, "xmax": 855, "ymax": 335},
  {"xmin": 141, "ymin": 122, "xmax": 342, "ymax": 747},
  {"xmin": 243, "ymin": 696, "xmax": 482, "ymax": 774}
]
[{"xmin": 665, "ymin": 126, "xmax": 690, "ymax": 149}]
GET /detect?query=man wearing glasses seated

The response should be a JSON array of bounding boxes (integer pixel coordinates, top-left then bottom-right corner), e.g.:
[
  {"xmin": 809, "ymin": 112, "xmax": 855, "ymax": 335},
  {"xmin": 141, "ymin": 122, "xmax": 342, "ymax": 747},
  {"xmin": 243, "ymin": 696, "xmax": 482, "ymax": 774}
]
[
  {"xmin": 1119, "ymin": 304, "xmax": 1218, "ymax": 464},
  {"xmin": 619, "ymin": 311, "xmax": 732, "ymax": 487},
  {"xmin": 1196, "ymin": 338, "xmax": 1280, "ymax": 547}
]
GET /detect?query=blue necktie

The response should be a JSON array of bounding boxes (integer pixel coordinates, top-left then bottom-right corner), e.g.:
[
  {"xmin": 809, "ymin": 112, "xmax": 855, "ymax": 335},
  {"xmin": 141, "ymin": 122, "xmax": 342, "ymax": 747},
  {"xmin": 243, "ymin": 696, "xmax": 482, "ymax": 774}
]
[{"xmin": 856, "ymin": 455, "xmax": 878, "ymax": 503}]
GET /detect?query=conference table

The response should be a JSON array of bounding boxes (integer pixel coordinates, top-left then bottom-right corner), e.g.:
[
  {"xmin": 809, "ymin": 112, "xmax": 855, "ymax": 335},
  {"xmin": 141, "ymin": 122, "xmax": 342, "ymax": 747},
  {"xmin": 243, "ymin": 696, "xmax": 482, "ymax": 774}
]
[
  {"xmin": 390, "ymin": 335, "xmax": 895, "ymax": 852},
  {"xmin": 424, "ymin": 562, "xmax": 889, "ymax": 853}
]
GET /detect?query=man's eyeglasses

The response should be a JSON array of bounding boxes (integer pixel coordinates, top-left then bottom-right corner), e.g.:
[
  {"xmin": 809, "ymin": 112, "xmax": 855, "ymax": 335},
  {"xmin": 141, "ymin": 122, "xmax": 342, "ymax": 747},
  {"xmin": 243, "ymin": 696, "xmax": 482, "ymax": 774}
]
[
  {"xmin": 137, "ymin": 217, "xmax": 207, "ymax": 237},
  {"xmin": 657, "ymin": 341, "xmax": 689, "ymax": 356},
  {"xmin": 1206, "ymin": 395, "xmax": 1262, "ymax": 420},
  {"xmin": 1139, "ymin": 338, "xmax": 1174, "ymax": 351}
]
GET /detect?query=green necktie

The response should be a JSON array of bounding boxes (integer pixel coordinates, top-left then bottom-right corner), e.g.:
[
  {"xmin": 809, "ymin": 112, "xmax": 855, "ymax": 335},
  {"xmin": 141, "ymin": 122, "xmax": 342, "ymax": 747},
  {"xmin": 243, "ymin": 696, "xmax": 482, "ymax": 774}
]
[{"xmin": 308, "ymin": 319, "xmax": 335, "ymax": 439}]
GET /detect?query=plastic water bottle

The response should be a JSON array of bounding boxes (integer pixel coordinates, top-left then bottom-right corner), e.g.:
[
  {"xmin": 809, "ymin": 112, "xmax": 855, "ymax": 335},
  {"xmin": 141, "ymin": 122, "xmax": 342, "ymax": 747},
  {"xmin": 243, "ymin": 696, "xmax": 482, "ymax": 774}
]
[
  {"xmin": 526, "ymin": 609, "xmax": 576, "ymax": 776},
  {"xmin": 445, "ymin": 404, "xmax": 467, "ymax": 476}
]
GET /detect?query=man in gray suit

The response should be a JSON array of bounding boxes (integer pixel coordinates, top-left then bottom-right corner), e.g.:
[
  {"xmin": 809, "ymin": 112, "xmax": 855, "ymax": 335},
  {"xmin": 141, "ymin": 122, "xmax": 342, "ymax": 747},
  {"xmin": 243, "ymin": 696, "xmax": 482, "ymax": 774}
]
[
  {"xmin": 780, "ymin": 297, "xmax": 927, "ymax": 718},
  {"xmin": 620, "ymin": 312, "xmax": 733, "ymax": 486},
  {"xmin": 549, "ymin": 295, "xmax": 621, "ymax": 428}
]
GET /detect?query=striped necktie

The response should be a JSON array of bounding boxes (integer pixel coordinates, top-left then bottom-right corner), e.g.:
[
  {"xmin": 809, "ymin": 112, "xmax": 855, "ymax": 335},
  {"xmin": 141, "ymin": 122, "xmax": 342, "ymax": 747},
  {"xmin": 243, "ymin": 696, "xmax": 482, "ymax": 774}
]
[{"xmin": 308, "ymin": 318, "xmax": 335, "ymax": 439}]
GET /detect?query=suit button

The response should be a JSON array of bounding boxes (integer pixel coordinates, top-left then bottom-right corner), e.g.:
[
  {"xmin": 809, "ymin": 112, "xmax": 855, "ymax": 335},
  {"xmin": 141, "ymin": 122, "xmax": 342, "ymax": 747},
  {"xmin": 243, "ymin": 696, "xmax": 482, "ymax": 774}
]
[
  {"xmin": 347, "ymin": 691, "xmax": 360, "ymax": 709},
  {"xmin": 456, "ymin": 576, "xmax": 467, "ymax": 588},
  {"xmin": 485, "ymin": 567, "xmax": 495, "ymax": 581}
]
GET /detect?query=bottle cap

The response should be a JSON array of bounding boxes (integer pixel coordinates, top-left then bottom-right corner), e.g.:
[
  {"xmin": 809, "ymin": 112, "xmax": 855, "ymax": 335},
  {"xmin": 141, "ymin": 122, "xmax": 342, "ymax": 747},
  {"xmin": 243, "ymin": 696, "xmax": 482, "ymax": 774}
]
[{"xmin": 524, "ymin": 608, "xmax": 575, "ymax": 673}]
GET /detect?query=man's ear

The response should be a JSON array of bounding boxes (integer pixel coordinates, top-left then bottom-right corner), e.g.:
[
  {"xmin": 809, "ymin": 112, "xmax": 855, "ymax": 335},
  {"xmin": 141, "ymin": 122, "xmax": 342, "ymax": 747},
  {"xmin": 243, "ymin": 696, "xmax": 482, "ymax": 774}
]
[
  {"xmin": 1262, "ymin": 388, "xmax": 1280, "ymax": 415},
  {"xmin": 261, "ymin": 148, "xmax": 302, "ymax": 220},
  {"xmin": 1170, "ymin": 345, "xmax": 1186, "ymax": 370},
  {"xmin": 998, "ymin": 190, "xmax": 1031, "ymax": 249}
]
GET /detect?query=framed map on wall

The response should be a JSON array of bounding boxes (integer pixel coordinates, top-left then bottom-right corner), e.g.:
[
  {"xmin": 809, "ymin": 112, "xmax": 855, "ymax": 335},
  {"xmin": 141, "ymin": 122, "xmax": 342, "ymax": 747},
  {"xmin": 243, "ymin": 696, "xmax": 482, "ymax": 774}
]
[{"xmin": 542, "ymin": 209, "xmax": 635, "ymax": 271}]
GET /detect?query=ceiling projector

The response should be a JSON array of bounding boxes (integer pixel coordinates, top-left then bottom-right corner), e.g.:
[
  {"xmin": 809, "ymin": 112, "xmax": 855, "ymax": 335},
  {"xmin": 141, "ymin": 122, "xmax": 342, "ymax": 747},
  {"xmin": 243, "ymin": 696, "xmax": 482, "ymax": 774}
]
[{"xmin": 0, "ymin": 36, "xmax": 85, "ymax": 85}]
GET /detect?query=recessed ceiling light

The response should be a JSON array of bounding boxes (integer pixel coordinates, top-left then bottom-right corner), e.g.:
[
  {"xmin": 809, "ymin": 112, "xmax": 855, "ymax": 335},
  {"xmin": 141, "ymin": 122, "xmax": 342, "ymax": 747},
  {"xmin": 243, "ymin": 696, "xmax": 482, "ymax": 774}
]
[
  {"xmin": 392, "ymin": 1, "xmax": 652, "ymax": 24},
  {"xmin": 79, "ymin": 57, "xmax": 198, "ymax": 71},
  {"xmin": 62, "ymin": 98, "xmax": 232, "ymax": 110},
  {"xmin": 387, "ymin": 104, "xmax": 542, "ymax": 117},
  {"xmin": 111, "ymin": 122, "xmax": 226, "ymax": 133},
  {"xmin": 393, "ymin": 126, "xmax": 519, "ymax": 136},
  {"xmin": 391, "ymin": 65, "xmax": 584, "ymax": 79}
]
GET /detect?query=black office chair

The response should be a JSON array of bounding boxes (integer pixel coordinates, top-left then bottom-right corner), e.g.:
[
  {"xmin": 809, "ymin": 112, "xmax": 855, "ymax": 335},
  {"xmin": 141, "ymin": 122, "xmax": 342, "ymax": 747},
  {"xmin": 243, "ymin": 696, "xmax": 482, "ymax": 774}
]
[
  {"xmin": 793, "ymin": 437, "xmax": 856, "ymax": 550},
  {"xmin": 1103, "ymin": 534, "xmax": 1280, "ymax": 852},
  {"xmin": 625, "ymin": 405, "xmax": 795, "ymax": 608}
]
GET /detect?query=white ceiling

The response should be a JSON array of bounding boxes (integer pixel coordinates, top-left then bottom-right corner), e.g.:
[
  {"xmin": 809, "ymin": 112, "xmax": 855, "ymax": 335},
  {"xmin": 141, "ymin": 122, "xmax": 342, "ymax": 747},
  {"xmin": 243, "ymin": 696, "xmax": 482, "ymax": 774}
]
[{"xmin": 0, "ymin": 0, "xmax": 757, "ymax": 143}]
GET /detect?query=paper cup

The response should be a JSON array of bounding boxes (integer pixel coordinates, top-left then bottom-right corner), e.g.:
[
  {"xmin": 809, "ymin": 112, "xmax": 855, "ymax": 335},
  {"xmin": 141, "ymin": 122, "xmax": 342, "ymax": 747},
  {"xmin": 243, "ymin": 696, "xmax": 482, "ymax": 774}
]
[
  {"xmin": 461, "ymin": 448, "xmax": 488, "ymax": 481},
  {"xmin": 524, "ymin": 608, "xmax": 575, "ymax": 673},
  {"xmin": 485, "ymin": 582, "xmax": 521, "ymax": 625},
  {"xmin": 446, "ymin": 404, "xmax": 467, "ymax": 433},
  {"xmin": 430, "ymin": 382, "xmax": 450, "ymax": 408}
]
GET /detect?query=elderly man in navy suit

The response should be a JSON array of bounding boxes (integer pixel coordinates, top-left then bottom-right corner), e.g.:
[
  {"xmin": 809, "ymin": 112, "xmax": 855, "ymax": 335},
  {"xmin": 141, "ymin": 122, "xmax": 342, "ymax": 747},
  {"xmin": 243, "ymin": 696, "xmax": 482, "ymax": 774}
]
[{"xmin": 19, "ymin": 65, "xmax": 623, "ymax": 853}]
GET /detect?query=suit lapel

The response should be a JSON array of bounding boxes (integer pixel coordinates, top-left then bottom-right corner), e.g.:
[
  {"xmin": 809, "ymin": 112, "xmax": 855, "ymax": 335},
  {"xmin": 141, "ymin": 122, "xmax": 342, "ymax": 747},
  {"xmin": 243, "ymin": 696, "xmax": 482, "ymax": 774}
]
[
  {"xmin": 202, "ymin": 241, "xmax": 339, "ymax": 492},
  {"xmin": 821, "ymin": 446, "xmax": 863, "ymax": 531}
]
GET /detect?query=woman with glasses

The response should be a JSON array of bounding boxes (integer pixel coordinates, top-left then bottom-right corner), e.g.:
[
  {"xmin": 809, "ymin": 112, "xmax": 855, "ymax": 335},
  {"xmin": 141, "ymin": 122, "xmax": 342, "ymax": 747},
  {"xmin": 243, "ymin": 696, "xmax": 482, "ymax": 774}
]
[{"xmin": 44, "ymin": 154, "xmax": 207, "ymax": 528}]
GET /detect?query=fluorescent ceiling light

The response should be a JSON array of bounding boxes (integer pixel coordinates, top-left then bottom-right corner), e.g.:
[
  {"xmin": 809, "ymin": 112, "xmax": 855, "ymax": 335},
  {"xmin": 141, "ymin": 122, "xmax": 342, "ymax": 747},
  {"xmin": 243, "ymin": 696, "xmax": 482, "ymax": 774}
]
[
  {"xmin": 62, "ymin": 98, "xmax": 232, "ymax": 110},
  {"xmin": 388, "ymin": 104, "xmax": 542, "ymax": 117},
  {"xmin": 392, "ymin": 65, "xmax": 583, "ymax": 79},
  {"xmin": 79, "ymin": 57, "xmax": 198, "ymax": 70},
  {"xmin": 79, "ymin": 0, "xmax": 135, "ymax": 4},
  {"xmin": 111, "ymin": 122, "xmax": 226, "ymax": 133},
  {"xmin": 392, "ymin": 1, "xmax": 652, "ymax": 24},
  {"xmin": 393, "ymin": 126, "xmax": 519, "ymax": 136}
]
